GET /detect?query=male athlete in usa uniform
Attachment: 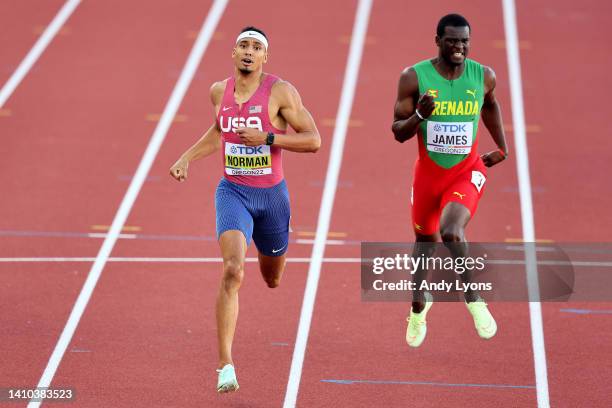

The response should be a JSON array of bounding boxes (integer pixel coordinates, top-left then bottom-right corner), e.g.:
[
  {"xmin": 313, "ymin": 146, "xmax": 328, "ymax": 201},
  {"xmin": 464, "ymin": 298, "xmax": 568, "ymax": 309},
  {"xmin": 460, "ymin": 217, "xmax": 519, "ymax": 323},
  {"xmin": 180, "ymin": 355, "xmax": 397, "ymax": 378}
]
[
  {"xmin": 391, "ymin": 14, "xmax": 508, "ymax": 347},
  {"xmin": 170, "ymin": 26, "xmax": 320, "ymax": 392}
]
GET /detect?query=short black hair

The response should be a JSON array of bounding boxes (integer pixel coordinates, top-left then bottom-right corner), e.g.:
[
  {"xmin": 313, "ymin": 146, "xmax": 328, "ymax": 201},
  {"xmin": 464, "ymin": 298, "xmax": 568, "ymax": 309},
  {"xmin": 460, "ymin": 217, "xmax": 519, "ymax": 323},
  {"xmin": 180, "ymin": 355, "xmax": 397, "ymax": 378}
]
[
  {"xmin": 239, "ymin": 26, "xmax": 268, "ymax": 40},
  {"xmin": 436, "ymin": 14, "xmax": 471, "ymax": 37}
]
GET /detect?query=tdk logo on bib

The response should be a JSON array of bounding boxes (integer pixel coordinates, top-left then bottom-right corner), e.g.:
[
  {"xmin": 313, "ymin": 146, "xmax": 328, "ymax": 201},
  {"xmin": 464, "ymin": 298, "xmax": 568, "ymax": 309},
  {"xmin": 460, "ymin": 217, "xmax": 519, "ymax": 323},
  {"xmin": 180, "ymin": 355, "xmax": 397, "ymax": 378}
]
[
  {"xmin": 220, "ymin": 116, "xmax": 263, "ymax": 133},
  {"xmin": 427, "ymin": 120, "xmax": 473, "ymax": 155},
  {"xmin": 433, "ymin": 123, "xmax": 467, "ymax": 133},
  {"xmin": 230, "ymin": 145, "xmax": 264, "ymax": 155}
]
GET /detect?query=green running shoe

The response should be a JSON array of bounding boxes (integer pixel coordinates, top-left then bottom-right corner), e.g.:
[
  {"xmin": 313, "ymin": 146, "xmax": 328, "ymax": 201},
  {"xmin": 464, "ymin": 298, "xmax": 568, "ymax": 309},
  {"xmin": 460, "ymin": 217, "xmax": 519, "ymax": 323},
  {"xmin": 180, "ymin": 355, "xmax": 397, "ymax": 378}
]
[
  {"xmin": 406, "ymin": 292, "xmax": 434, "ymax": 348},
  {"xmin": 466, "ymin": 298, "xmax": 497, "ymax": 339},
  {"xmin": 217, "ymin": 364, "xmax": 239, "ymax": 393}
]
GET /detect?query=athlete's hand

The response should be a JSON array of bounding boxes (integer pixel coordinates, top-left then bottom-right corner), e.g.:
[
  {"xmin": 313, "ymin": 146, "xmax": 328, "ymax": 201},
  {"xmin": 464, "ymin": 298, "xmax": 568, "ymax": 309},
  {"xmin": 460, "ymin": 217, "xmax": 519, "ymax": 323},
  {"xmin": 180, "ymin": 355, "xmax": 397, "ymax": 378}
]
[
  {"xmin": 169, "ymin": 157, "xmax": 189, "ymax": 182},
  {"xmin": 416, "ymin": 93, "xmax": 435, "ymax": 119},
  {"xmin": 481, "ymin": 150, "xmax": 506, "ymax": 167},
  {"xmin": 236, "ymin": 127, "xmax": 266, "ymax": 146}
]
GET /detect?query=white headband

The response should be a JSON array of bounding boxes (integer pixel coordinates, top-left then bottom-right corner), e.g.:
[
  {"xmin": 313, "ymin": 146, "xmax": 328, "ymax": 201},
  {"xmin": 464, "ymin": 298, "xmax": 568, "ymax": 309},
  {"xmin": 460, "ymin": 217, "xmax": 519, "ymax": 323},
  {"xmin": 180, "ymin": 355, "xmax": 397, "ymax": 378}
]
[{"xmin": 235, "ymin": 31, "xmax": 269, "ymax": 49}]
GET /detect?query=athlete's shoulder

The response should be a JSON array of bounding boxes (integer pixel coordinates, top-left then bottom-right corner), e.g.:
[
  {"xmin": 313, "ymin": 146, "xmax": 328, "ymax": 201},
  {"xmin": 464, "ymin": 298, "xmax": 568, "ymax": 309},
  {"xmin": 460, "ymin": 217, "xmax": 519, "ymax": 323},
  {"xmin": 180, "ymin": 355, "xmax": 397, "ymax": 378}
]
[
  {"xmin": 481, "ymin": 65, "xmax": 496, "ymax": 79},
  {"xmin": 209, "ymin": 79, "xmax": 228, "ymax": 105},
  {"xmin": 397, "ymin": 66, "xmax": 419, "ymax": 95},
  {"xmin": 406, "ymin": 59, "xmax": 436, "ymax": 81},
  {"xmin": 271, "ymin": 77, "xmax": 294, "ymax": 94},
  {"xmin": 412, "ymin": 58, "xmax": 434, "ymax": 70},
  {"xmin": 465, "ymin": 57, "xmax": 484, "ymax": 66},
  {"xmin": 482, "ymin": 65, "xmax": 497, "ymax": 92},
  {"xmin": 271, "ymin": 78, "xmax": 302, "ymax": 105}
]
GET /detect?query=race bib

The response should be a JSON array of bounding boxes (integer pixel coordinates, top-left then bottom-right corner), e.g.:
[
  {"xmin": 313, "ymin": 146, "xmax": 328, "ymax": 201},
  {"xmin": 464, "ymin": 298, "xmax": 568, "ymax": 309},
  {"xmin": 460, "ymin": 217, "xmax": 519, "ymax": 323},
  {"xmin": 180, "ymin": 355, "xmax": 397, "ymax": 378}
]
[
  {"xmin": 225, "ymin": 142, "xmax": 272, "ymax": 176},
  {"xmin": 471, "ymin": 170, "xmax": 486, "ymax": 193},
  {"xmin": 426, "ymin": 121, "xmax": 473, "ymax": 155}
]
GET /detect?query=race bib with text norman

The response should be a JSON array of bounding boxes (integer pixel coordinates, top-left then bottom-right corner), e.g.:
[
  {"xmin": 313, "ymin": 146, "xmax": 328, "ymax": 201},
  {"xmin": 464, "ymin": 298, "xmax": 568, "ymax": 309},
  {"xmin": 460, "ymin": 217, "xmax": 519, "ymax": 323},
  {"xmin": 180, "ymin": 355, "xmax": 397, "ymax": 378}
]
[
  {"xmin": 426, "ymin": 121, "xmax": 473, "ymax": 155},
  {"xmin": 225, "ymin": 142, "xmax": 272, "ymax": 176}
]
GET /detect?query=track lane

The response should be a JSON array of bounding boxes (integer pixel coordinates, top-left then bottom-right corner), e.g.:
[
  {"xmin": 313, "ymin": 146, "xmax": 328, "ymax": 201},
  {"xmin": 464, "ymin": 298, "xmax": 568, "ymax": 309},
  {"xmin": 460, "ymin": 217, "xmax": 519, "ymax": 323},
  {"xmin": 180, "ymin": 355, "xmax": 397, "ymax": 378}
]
[
  {"xmin": 0, "ymin": 0, "xmax": 221, "ymax": 402},
  {"xmin": 46, "ymin": 0, "xmax": 358, "ymax": 405},
  {"xmin": 297, "ymin": 1, "xmax": 537, "ymax": 406},
  {"xmin": 0, "ymin": 0, "xmax": 66, "ymax": 88},
  {"xmin": 516, "ymin": 0, "xmax": 612, "ymax": 405}
]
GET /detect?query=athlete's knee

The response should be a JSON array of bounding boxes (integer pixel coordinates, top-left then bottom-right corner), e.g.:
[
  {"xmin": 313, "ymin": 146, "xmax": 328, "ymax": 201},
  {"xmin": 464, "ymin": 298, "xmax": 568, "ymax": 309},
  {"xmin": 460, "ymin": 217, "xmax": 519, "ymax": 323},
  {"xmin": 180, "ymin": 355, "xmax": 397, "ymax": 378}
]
[
  {"xmin": 222, "ymin": 259, "xmax": 244, "ymax": 290},
  {"xmin": 413, "ymin": 241, "xmax": 436, "ymax": 258},
  {"xmin": 440, "ymin": 224, "xmax": 464, "ymax": 243},
  {"xmin": 265, "ymin": 275, "xmax": 281, "ymax": 289},
  {"xmin": 262, "ymin": 265, "xmax": 284, "ymax": 289}
]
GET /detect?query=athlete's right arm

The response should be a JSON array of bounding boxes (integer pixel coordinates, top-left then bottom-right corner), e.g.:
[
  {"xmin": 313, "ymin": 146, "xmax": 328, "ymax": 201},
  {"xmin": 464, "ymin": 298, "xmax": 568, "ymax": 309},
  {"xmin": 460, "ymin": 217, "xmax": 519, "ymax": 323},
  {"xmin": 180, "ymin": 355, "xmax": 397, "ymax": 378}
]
[
  {"xmin": 391, "ymin": 68, "xmax": 433, "ymax": 143},
  {"xmin": 169, "ymin": 82, "xmax": 223, "ymax": 182}
]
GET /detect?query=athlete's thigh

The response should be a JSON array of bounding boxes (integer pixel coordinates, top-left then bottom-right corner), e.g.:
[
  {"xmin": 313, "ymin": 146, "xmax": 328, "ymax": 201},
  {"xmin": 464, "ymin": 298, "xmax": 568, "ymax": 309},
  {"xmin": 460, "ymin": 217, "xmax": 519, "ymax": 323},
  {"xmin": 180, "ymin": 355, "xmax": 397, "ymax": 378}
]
[
  {"xmin": 219, "ymin": 230, "xmax": 248, "ymax": 264},
  {"xmin": 412, "ymin": 165, "xmax": 443, "ymax": 236},
  {"xmin": 252, "ymin": 180, "xmax": 290, "ymax": 257},
  {"xmin": 440, "ymin": 158, "xmax": 487, "ymax": 219},
  {"xmin": 258, "ymin": 251, "xmax": 286, "ymax": 283},
  {"xmin": 215, "ymin": 178, "xmax": 255, "ymax": 245}
]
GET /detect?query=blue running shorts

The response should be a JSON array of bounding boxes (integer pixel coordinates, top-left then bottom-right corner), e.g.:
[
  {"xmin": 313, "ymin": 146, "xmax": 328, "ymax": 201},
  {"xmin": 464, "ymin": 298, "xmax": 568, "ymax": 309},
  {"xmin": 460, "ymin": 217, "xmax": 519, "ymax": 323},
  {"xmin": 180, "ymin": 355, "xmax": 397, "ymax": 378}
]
[{"xmin": 215, "ymin": 178, "xmax": 290, "ymax": 257}]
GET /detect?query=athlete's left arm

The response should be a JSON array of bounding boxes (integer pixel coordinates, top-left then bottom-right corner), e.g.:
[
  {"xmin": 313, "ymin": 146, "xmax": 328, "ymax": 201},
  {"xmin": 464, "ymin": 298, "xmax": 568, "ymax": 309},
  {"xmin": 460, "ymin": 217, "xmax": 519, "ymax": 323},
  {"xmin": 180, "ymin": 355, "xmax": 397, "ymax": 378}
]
[
  {"xmin": 236, "ymin": 81, "xmax": 321, "ymax": 153},
  {"xmin": 275, "ymin": 81, "xmax": 321, "ymax": 152},
  {"xmin": 480, "ymin": 66, "xmax": 509, "ymax": 167}
]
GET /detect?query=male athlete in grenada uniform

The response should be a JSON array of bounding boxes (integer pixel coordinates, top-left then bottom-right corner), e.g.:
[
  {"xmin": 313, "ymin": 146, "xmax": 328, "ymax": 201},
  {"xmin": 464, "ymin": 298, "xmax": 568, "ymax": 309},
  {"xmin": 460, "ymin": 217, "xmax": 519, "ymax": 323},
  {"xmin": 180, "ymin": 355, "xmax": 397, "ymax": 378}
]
[
  {"xmin": 170, "ymin": 26, "xmax": 320, "ymax": 392},
  {"xmin": 391, "ymin": 14, "xmax": 508, "ymax": 347}
]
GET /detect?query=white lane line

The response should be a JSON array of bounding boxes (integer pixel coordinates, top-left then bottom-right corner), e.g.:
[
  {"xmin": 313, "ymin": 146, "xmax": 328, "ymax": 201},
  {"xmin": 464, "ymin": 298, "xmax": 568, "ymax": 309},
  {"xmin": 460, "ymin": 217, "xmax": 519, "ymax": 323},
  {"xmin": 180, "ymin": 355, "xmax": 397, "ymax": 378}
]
[
  {"xmin": 283, "ymin": 0, "xmax": 373, "ymax": 407},
  {"xmin": 1, "ymin": 257, "xmax": 609, "ymax": 268},
  {"xmin": 27, "ymin": 1, "xmax": 229, "ymax": 406},
  {"xmin": 502, "ymin": 0, "xmax": 550, "ymax": 407},
  {"xmin": 0, "ymin": 257, "xmax": 363, "ymax": 263},
  {"xmin": 295, "ymin": 238, "xmax": 348, "ymax": 245},
  {"xmin": 0, "ymin": 0, "xmax": 81, "ymax": 108}
]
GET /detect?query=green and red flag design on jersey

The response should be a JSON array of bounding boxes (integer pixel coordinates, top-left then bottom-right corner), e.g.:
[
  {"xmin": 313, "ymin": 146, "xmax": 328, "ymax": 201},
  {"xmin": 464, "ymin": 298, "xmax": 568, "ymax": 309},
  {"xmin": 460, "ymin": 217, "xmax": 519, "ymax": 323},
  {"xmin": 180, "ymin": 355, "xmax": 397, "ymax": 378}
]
[{"xmin": 413, "ymin": 58, "xmax": 484, "ymax": 169}]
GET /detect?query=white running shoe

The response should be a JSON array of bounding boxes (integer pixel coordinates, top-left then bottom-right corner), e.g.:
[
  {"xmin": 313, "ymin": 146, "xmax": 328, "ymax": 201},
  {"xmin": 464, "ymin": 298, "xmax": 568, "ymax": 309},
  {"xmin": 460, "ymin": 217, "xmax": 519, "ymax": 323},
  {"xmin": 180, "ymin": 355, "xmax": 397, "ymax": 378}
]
[
  {"xmin": 466, "ymin": 298, "xmax": 497, "ymax": 339},
  {"xmin": 216, "ymin": 364, "xmax": 239, "ymax": 393},
  {"xmin": 406, "ymin": 292, "xmax": 434, "ymax": 347}
]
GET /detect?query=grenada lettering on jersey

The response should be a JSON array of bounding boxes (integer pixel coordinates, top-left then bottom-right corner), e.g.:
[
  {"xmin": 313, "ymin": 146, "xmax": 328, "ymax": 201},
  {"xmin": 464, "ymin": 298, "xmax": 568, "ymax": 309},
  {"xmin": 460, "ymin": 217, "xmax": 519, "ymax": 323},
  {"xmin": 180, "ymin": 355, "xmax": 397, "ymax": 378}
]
[{"xmin": 432, "ymin": 100, "xmax": 479, "ymax": 116}]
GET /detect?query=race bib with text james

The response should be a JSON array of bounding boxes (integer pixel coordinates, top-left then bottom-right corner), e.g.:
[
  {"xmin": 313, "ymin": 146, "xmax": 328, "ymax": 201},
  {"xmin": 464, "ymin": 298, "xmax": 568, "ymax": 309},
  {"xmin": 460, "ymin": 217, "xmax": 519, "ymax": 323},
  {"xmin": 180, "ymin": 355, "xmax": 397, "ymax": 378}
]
[{"xmin": 426, "ymin": 121, "xmax": 473, "ymax": 155}]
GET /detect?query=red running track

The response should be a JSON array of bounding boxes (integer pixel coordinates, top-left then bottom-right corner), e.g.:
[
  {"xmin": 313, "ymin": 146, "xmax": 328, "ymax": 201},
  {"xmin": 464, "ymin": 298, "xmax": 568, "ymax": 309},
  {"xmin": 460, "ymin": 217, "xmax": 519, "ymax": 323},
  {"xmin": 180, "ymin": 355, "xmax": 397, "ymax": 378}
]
[{"xmin": 1, "ymin": 0, "xmax": 611, "ymax": 407}]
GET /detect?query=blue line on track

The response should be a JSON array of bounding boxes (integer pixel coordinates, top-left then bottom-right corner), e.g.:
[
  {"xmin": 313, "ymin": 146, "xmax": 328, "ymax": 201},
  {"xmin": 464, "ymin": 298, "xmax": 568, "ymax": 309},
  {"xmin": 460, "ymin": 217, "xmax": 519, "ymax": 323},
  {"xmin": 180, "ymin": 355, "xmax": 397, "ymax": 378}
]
[
  {"xmin": 560, "ymin": 308, "xmax": 612, "ymax": 315},
  {"xmin": 0, "ymin": 229, "xmax": 363, "ymax": 244},
  {"xmin": 0, "ymin": 230, "xmax": 215, "ymax": 241}
]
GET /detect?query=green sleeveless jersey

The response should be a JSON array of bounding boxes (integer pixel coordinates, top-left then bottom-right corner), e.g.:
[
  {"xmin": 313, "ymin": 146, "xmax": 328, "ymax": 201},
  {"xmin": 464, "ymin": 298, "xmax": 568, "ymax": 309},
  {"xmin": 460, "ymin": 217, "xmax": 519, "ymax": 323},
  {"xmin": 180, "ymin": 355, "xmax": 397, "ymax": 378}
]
[{"xmin": 413, "ymin": 58, "xmax": 484, "ymax": 169}]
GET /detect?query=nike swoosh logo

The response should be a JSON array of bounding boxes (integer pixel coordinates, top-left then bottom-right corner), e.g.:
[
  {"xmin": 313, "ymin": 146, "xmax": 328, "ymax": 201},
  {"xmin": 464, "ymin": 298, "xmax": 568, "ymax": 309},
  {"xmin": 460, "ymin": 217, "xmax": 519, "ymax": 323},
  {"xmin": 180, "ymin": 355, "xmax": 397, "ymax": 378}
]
[
  {"xmin": 272, "ymin": 245, "xmax": 286, "ymax": 254},
  {"xmin": 222, "ymin": 106, "xmax": 231, "ymax": 111}
]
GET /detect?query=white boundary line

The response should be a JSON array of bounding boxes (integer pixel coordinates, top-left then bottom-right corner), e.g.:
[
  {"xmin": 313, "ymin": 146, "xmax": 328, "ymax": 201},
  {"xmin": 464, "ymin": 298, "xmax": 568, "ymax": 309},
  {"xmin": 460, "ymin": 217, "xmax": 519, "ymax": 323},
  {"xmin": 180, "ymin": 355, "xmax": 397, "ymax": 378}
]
[
  {"xmin": 0, "ymin": 0, "xmax": 81, "ymax": 108},
  {"xmin": 1, "ymin": 257, "xmax": 610, "ymax": 268},
  {"xmin": 0, "ymin": 257, "xmax": 362, "ymax": 263},
  {"xmin": 27, "ymin": 1, "xmax": 229, "ymax": 406},
  {"xmin": 282, "ymin": 0, "xmax": 373, "ymax": 406},
  {"xmin": 501, "ymin": 0, "xmax": 550, "ymax": 406}
]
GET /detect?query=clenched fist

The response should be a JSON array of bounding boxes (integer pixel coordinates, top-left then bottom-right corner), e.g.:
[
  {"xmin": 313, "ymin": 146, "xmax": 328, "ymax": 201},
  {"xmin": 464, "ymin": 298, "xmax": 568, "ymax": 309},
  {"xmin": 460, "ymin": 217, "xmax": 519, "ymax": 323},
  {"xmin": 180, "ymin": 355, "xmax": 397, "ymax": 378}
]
[
  {"xmin": 169, "ymin": 158, "xmax": 189, "ymax": 182},
  {"xmin": 416, "ymin": 93, "xmax": 435, "ymax": 119},
  {"xmin": 236, "ymin": 127, "xmax": 266, "ymax": 146}
]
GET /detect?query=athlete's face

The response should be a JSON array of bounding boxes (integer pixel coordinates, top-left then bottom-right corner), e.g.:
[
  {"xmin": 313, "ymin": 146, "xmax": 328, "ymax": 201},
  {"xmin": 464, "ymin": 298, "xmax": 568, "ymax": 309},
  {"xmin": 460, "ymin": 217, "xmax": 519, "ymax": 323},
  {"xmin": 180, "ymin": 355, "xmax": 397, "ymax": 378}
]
[
  {"xmin": 232, "ymin": 38, "xmax": 267, "ymax": 74},
  {"xmin": 436, "ymin": 26, "xmax": 470, "ymax": 66}
]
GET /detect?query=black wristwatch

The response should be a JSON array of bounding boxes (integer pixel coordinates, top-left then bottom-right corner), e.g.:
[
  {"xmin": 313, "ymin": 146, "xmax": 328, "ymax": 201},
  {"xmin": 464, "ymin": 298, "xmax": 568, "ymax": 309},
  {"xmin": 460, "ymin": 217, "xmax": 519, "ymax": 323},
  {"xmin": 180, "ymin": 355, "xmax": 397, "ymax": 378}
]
[{"xmin": 265, "ymin": 131, "xmax": 275, "ymax": 145}]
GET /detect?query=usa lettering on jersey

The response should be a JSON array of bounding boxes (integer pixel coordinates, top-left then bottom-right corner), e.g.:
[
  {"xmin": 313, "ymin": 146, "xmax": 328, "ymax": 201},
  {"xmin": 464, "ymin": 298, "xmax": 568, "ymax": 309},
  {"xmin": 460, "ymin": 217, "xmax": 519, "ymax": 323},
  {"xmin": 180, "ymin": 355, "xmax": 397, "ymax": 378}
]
[{"xmin": 219, "ymin": 115, "xmax": 263, "ymax": 133}]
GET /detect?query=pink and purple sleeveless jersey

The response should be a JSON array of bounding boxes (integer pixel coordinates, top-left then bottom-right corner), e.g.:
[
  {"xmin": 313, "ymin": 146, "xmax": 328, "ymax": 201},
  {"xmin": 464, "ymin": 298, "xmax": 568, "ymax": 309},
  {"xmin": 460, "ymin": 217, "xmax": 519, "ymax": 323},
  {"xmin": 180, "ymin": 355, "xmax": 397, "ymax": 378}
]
[{"xmin": 217, "ymin": 74, "xmax": 284, "ymax": 188}]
